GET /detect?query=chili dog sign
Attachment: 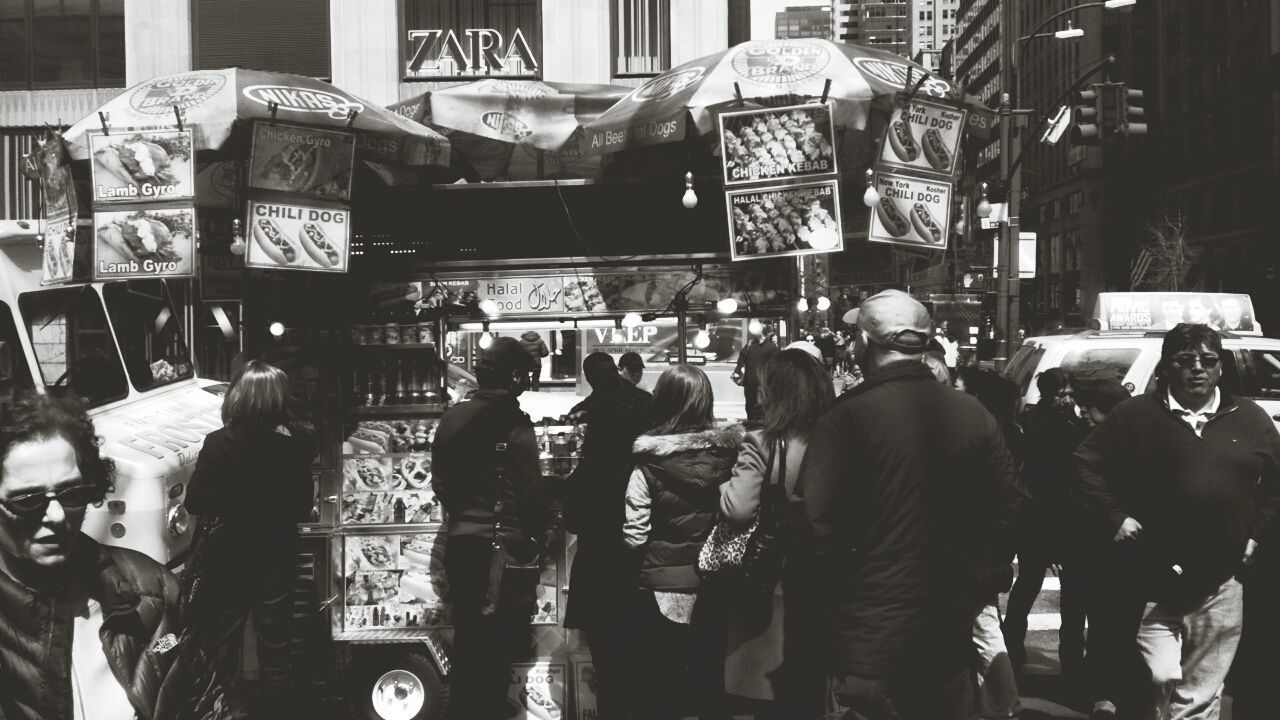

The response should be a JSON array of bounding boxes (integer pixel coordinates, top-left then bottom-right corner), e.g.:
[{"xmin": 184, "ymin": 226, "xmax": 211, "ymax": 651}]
[
  {"xmin": 867, "ymin": 172, "xmax": 953, "ymax": 250},
  {"xmin": 878, "ymin": 96, "xmax": 966, "ymax": 178},
  {"xmin": 245, "ymin": 200, "xmax": 350, "ymax": 273}
]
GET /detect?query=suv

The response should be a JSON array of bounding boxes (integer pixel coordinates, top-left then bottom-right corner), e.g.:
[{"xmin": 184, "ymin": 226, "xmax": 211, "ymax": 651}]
[{"xmin": 1004, "ymin": 293, "xmax": 1280, "ymax": 430}]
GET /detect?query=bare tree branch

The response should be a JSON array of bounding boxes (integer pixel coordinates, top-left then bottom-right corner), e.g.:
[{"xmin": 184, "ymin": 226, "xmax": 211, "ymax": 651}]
[{"xmin": 1134, "ymin": 211, "xmax": 1198, "ymax": 292}]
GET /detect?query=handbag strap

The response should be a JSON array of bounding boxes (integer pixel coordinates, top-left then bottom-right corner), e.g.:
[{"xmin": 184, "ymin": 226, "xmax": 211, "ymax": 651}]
[{"xmin": 492, "ymin": 440, "xmax": 511, "ymax": 549}]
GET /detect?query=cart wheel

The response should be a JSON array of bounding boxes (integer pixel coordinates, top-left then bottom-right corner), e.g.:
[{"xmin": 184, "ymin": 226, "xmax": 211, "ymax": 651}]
[{"xmin": 349, "ymin": 650, "xmax": 448, "ymax": 720}]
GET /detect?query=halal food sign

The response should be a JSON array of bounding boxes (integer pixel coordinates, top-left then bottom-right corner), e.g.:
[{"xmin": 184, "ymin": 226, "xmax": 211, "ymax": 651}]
[{"xmin": 405, "ymin": 27, "xmax": 539, "ymax": 79}]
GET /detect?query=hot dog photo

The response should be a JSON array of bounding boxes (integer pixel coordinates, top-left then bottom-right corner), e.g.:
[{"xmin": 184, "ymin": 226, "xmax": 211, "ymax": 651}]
[
  {"xmin": 248, "ymin": 122, "xmax": 356, "ymax": 202},
  {"xmin": 867, "ymin": 171, "xmax": 954, "ymax": 250},
  {"xmin": 90, "ymin": 129, "xmax": 194, "ymax": 203},
  {"xmin": 879, "ymin": 97, "xmax": 966, "ymax": 176},
  {"xmin": 246, "ymin": 199, "xmax": 350, "ymax": 272}
]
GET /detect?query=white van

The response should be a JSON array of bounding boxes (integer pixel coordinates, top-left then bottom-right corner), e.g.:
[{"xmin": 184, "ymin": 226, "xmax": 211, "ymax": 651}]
[
  {"xmin": 1, "ymin": 220, "xmax": 223, "ymax": 567},
  {"xmin": 1004, "ymin": 292, "xmax": 1280, "ymax": 429}
]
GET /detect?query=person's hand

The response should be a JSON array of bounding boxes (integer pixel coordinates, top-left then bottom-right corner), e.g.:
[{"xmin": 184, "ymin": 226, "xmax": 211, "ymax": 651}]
[
  {"xmin": 1243, "ymin": 538, "xmax": 1259, "ymax": 566},
  {"xmin": 1114, "ymin": 516, "xmax": 1143, "ymax": 542}
]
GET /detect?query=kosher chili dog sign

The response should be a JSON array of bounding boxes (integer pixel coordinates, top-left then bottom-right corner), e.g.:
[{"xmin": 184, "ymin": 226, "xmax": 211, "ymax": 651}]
[
  {"xmin": 878, "ymin": 96, "xmax": 966, "ymax": 178},
  {"xmin": 245, "ymin": 200, "xmax": 350, "ymax": 273},
  {"xmin": 867, "ymin": 172, "xmax": 953, "ymax": 250}
]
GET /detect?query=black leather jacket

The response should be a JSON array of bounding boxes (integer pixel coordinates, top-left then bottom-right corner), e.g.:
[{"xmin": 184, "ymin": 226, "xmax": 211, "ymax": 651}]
[{"xmin": 0, "ymin": 536, "xmax": 188, "ymax": 720}]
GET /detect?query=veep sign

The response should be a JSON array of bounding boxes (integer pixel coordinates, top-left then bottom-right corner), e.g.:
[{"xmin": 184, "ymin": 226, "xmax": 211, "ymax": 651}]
[{"xmin": 406, "ymin": 28, "xmax": 539, "ymax": 79}]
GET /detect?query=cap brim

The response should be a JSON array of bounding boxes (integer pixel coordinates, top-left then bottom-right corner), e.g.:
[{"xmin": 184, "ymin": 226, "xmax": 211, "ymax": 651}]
[{"xmin": 842, "ymin": 308, "xmax": 860, "ymax": 325}]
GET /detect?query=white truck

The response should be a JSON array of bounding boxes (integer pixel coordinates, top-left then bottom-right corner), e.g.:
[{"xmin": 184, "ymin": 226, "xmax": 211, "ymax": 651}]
[{"xmin": 0, "ymin": 219, "xmax": 223, "ymax": 567}]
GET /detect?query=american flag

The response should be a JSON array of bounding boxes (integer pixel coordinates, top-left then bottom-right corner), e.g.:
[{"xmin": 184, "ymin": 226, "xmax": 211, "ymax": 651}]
[{"xmin": 1130, "ymin": 247, "xmax": 1154, "ymax": 289}]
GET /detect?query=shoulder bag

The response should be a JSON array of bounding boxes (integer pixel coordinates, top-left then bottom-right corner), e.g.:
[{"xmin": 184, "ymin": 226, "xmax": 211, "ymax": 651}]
[
  {"xmin": 697, "ymin": 437, "xmax": 788, "ymax": 590},
  {"xmin": 480, "ymin": 440, "xmax": 542, "ymax": 616}
]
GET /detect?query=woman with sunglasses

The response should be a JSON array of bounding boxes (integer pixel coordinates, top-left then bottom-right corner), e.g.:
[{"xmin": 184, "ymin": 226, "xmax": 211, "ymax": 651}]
[
  {"xmin": 0, "ymin": 390, "xmax": 188, "ymax": 720},
  {"xmin": 184, "ymin": 360, "xmax": 315, "ymax": 717}
]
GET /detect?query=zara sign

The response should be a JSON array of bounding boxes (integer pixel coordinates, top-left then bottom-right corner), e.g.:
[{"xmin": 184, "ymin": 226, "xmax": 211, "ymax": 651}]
[{"xmin": 405, "ymin": 28, "xmax": 539, "ymax": 78}]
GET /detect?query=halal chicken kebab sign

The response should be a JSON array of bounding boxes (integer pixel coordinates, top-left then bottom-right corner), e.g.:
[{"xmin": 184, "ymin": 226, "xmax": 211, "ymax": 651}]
[{"xmin": 89, "ymin": 128, "xmax": 196, "ymax": 279}]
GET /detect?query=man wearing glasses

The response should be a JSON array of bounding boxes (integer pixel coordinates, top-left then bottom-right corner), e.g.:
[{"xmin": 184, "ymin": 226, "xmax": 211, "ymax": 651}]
[
  {"xmin": 1075, "ymin": 324, "xmax": 1280, "ymax": 720},
  {"xmin": 0, "ymin": 391, "xmax": 187, "ymax": 720}
]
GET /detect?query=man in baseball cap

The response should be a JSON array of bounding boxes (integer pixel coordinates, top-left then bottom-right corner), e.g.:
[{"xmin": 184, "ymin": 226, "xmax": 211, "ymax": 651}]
[{"xmin": 799, "ymin": 288, "xmax": 1027, "ymax": 720}]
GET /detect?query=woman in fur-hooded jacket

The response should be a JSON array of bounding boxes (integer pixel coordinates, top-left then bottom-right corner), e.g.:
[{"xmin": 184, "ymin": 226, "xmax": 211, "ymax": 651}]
[{"xmin": 623, "ymin": 364, "xmax": 744, "ymax": 719}]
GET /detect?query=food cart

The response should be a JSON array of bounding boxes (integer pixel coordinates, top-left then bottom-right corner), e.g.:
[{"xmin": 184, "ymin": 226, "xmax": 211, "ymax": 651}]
[{"xmin": 293, "ymin": 261, "xmax": 793, "ymax": 720}]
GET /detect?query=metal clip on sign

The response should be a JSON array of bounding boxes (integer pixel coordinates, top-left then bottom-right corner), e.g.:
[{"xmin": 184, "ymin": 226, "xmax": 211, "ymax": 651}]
[
  {"xmin": 267, "ymin": 101, "xmax": 279, "ymax": 126},
  {"xmin": 173, "ymin": 106, "xmax": 184, "ymax": 132},
  {"xmin": 346, "ymin": 109, "xmax": 360, "ymax": 128},
  {"xmin": 820, "ymin": 78, "xmax": 832, "ymax": 105},
  {"xmin": 98, "ymin": 111, "xmax": 110, "ymax": 136}
]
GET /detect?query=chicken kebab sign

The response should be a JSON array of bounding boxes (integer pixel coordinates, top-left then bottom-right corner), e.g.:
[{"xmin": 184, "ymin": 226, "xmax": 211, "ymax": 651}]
[{"xmin": 89, "ymin": 129, "xmax": 196, "ymax": 279}]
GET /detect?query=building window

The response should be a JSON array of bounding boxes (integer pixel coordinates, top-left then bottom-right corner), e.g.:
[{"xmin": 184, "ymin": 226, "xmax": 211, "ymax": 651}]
[
  {"xmin": 613, "ymin": 0, "xmax": 670, "ymax": 77},
  {"xmin": 1, "ymin": 0, "xmax": 124, "ymax": 91},
  {"xmin": 196, "ymin": 0, "xmax": 330, "ymax": 78}
]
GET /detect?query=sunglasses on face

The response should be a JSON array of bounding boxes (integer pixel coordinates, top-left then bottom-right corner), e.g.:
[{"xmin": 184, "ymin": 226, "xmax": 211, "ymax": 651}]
[
  {"xmin": 1, "ymin": 484, "xmax": 103, "ymax": 518},
  {"xmin": 1170, "ymin": 352, "xmax": 1220, "ymax": 369}
]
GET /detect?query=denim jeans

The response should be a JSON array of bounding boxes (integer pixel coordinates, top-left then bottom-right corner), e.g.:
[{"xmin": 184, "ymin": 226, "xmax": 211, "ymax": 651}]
[
  {"xmin": 972, "ymin": 604, "xmax": 1022, "ymax": 719},
  {"xmin": 1136, "ymin": 577, "xmax": 1243, "ymax": 720}
]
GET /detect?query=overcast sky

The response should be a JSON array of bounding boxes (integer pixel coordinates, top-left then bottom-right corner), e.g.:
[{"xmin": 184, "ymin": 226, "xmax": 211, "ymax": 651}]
[{"xmin": 750, "ymin": 0, "xmax": 832, "ymax": 40}]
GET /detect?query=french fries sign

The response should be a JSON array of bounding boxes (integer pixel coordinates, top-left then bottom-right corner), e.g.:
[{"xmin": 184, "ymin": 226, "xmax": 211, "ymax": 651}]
[
  {"xmin": 245, "ymin": 200, "xmax": 351, "ymax": 273},
  {"xmin": 89, "ymin": 129, "xmax": 195, "ymax": 204},
  {"xmin": 878, "ymin": 96, "xmax": 966, "ymax": 177},
  {"xmin": 867, "ymin": 172, "xmax": 953, "ymax": 250}
]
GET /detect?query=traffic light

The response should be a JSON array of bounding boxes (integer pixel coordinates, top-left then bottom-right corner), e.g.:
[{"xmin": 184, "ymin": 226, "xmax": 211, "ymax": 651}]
[
  {"xmin": 1070, "ymin": 85, "xmax": 1105, "ymax": 145},
  {"xmin": 1116, "ymin": 84, "xmax": 1147, "ymax": 137}
]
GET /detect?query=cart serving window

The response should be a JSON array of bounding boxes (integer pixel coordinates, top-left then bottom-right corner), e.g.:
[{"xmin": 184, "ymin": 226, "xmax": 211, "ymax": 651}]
[
  {"xmin": 103, "ymin": 279, "xmax": 194, "ymax": 391},
  {"xmin": 20, "ymin": 285, "xmax": 129, "ymax": 407}
]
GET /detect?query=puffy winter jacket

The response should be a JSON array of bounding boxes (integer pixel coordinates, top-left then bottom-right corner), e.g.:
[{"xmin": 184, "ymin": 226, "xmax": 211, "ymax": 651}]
[
  {"xmin": 0, "ymin": 536, "xmax": 188, "ymax": 720},
  {"xmin": 624, "ymin": 425, "xmax": 745, "ymax": 591}
]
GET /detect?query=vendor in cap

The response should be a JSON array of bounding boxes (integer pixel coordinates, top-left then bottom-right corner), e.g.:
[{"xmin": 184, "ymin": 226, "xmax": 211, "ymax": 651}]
[{"xmin": 431, "ymin": 337, "xmax": 547, "ymax": 720}]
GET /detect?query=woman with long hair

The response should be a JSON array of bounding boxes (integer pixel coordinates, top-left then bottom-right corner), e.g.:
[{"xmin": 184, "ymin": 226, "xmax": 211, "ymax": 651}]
[
  {"xmin": 623, "ymin": 365, "xmax": 744, "ymax": 719},
  {"xmin": 183, "ymin": 360, "xmax": 314, "ymax": 717},
  {"xmin": 718, "ymin": 349, "xmax": 834, "ymax": 718}
]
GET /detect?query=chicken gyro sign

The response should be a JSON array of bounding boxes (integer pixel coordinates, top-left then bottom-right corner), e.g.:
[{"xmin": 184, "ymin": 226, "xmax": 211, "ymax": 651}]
[
  {"xmin": 867, "ymin": 172, "xmax": 952, "ymax": 250},
  {"xmin": 245, "ymin": 200, "xmax": 350, "ymax": 273}
]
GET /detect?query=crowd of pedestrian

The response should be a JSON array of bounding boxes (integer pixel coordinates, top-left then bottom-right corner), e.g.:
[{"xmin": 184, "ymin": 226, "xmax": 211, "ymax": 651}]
[{"xmin": 2, "ymin": 294, "xmax": 1277, "ymax": 720}]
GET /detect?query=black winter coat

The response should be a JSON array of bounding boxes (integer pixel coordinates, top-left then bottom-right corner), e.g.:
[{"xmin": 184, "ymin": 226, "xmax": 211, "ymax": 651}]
[
  {"xmin": 431, "ymin": 389, "xmax": 546, "ymax": 550},
  {"xmin": 625, "ymin": 425, "xmax": 745, "ymax": 591},
  {"xmin": 1075, "ymin": 390, "xmax": 1280, "ymax": 605},
  {"xmin": 184, "ymin": 425, "xmax": 313, "ymax": 605},
  {"xmin": 0, "ymin": 537, "xmax": 189, "ymax": 720},
  {"xmin": 735, "ymin": 339, "xmax": 778, "ymax": 386},
  {"xmin": 798, "ymin": 361, "xmax": 1026, "ymax": 679},
  {"xmin": 563, "ymin": 381, "xmax": 653, "ymax": 630}
]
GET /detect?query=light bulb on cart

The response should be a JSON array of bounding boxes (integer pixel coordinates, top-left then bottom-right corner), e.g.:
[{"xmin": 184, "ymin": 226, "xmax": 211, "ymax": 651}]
[
  {"xmin": 716, "ymin": 298, "xmax": 738, "ymax": 314},
  {"xmin": 268, "ymin": 321, "xmax": 285, "ymax": 338},
  {"xmin": 478, "ymin": 298, "xmax": 499, "ymax": 315},
  {"xmin": 748, "ymin": 319, "xmax": 764, "ymax": 336},
  {"xmin": 694, "ymin": 329, "xmax": 710, "ymax": 349},
  {"xmin": 797, "ymin": 298, "xmax": 809, "ymax": 312},
  {"xmin": 622, "ymin": 312, "xmax": 642, "ymax": 328},
  {"xmin": 682, "ymin": 171, "xmax": 698, "ymax": 209},
  {"xmin": 478, "ymin": 331, "xmax": 494, "ymax": 349},
  {"xmin": 816, "ymin": 295, "xmax": 831, "ymax": 311}
]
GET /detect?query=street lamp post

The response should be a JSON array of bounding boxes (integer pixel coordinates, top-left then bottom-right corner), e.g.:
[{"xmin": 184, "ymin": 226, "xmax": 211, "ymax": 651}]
[{"xmin": 993, "ymin": 0, "xmax": 1135, "ymax": 370}]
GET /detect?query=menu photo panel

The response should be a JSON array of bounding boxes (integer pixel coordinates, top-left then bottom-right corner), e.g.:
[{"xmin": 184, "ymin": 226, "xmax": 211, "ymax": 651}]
[
  {"xmin": 245, "ymin": 199, "xmax": 351, "ymax": 273},
  {"xmin": 90, "ymin": 129, "xmax": 195, "ymax": 204},
  {"xmin": 719, "ymin": 102, "xmax": 838, "ymax": 186}
]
